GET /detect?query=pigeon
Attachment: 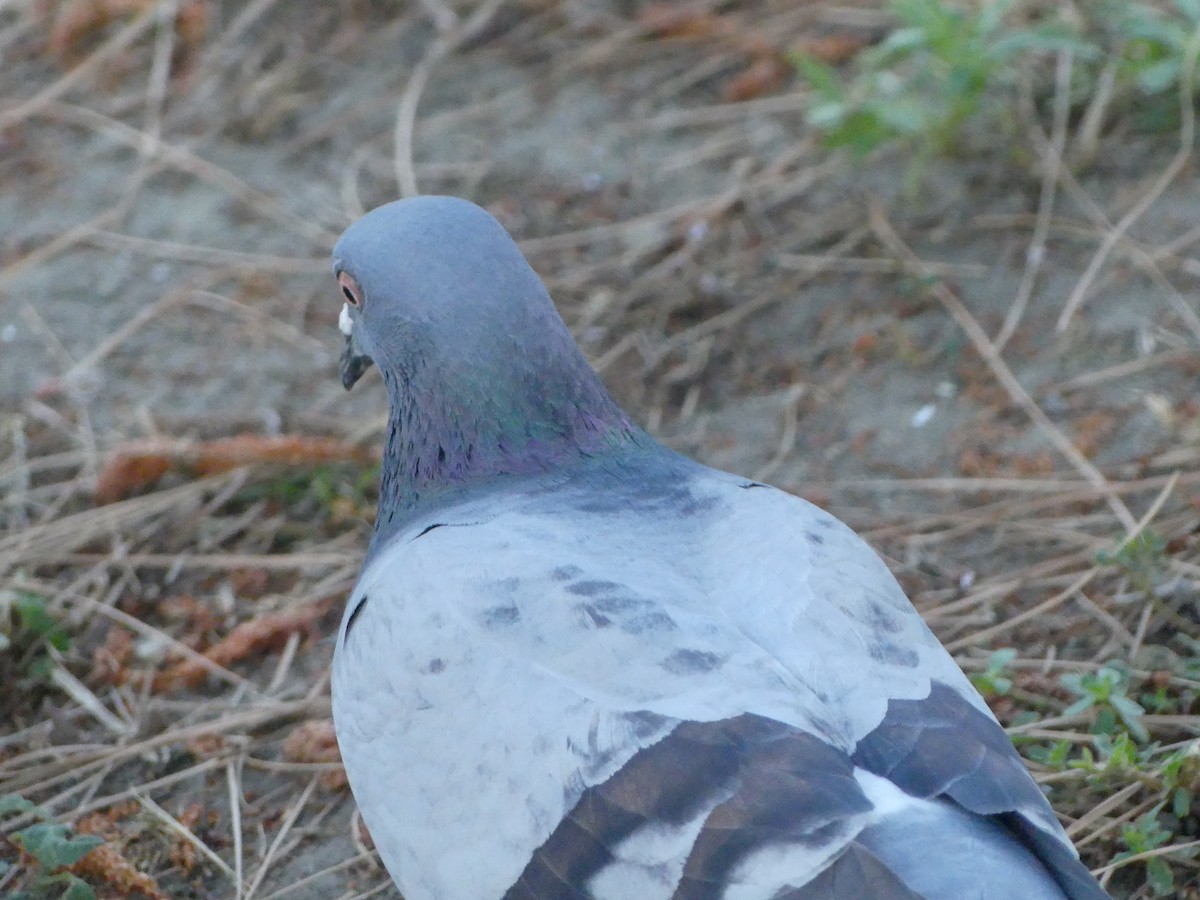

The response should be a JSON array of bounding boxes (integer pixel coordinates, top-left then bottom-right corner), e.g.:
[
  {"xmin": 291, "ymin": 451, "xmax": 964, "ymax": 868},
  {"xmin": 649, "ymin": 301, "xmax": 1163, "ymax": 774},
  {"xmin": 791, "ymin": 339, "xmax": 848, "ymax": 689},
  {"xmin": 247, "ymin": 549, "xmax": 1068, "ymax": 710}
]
[{"xmin": 329, "ymin": 196, "xmax": 1108, "ymax": 900}]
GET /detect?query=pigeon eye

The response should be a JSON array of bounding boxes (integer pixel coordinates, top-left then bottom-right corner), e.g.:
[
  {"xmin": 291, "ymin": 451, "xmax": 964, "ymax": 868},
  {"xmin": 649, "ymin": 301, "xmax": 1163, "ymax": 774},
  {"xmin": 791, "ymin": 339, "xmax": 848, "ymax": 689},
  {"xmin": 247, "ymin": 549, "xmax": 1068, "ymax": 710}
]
[{"xmin": 338, "ymin": 272, "xmax": 362, "ymax": 307}]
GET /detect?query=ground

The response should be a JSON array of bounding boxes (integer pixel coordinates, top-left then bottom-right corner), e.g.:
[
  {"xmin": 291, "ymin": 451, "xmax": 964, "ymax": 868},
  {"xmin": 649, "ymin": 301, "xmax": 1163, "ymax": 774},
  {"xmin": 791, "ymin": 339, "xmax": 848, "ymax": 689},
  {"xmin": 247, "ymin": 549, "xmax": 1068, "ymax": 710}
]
[{"xmin": 2, "ymin": 1, "xmax": 1199, "ymax": 898}]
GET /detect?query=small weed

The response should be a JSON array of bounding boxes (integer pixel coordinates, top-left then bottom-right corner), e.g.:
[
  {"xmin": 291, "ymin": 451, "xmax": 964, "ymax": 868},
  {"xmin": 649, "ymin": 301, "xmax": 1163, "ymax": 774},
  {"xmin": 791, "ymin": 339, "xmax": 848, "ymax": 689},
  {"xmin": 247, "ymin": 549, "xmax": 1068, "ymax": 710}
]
[
  {"xmin": 1160, "ymin": 741, "xmax": 1200, "ymax": 817},
  {"xmin": 970, "ymin": 647, "xmax": 1016, "ymax": 698},
  {"xmin": 1140, "ymin": 682, "xmax": 1178, "ymax": 714},
  {"xmin": 795, "ymin": 1, "xmax": 1200, "ymax": 168},
  {"xmin": 1062, "ymin": 662, "xmax": 1150, "ymax": 742},
  {"xmin": 1090, "ymin": 731, "xmax": 1143, "ymax": 771},
  {"xmin": 0, "ymin": 591, "xmax": 71, "ymax": 684},
  {"xmin": 1024, "ymin": 725, "xmax": 1197, "ymax": 894},
  {"xmin": 794, "ymin": 0, "xmax": 1086, "ymax": 161},
  {"xmin": 238, "ymin": 464, "xmax": 378, "ymax": 520},
  {"xmin": 0, "ymin": 795, "xmax": 103, "ymax": 900},
  {"xmin": 1115, "ymin": 803, "xmax": 1177, "ymax": 896},
  {"xmin": 1091, "ymin": 0, "xmax": 1200, "ymax": 131},
  {"xmin": 1026, "ymin": 738, "xmax": 1075, "ymax": 770},
  {"xmin": 1096, "ymin": 529, "xmax": 1169, "ymax": 599}
]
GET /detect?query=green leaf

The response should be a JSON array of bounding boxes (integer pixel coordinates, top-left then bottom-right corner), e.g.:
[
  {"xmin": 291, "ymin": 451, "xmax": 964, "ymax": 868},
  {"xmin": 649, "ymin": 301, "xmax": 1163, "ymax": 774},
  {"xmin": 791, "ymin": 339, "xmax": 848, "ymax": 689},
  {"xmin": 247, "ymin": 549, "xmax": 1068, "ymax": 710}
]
[
  {"xmin": 1061, "ymin": 672, "xmax": 1085, "ymax": 693},
  {"xmin": 1147, "ymin": 856, "xmax": 1175, "ymax": 895},
  {"xmin": 976, "ymin": 0, "xmax": 1012, "ymax": 36},
  {"xmin": 1062, "ymin": 695, "xmax": 1095, "ymax": 717},
  {"xmin": 875, "ymin": 100, "xmax": 927, "ymax": 135},
  {"xmin": 12, "ymin": 593, "xmax": 71, "ymax": 658},
  {"xmin": 1173, "ymin": 787, "xmax": 1191, "ymax": 818},
  {"xmin": 13, "ymin": 823, "xmax": 104, "ymax": 870},
  {"xmin": 1110, "ymin": 694, "xmax": 1149, "ymax": 742},
  {"xmin": 807, "ymin": 100, "xmax": 848, "ymax": 130},
  {"xmin": 1137, "ymin": 58, "xmax": 1183, "ymax": 94},
  {"xmin": 1093, "ymin": 705, "xmax": 1118, "ymax": 735},
  {"xmin": 13, "ymin": 594, "xmax": 56, "ymax": 638},
  {"xmin": 1070, "ymin": 744, "xmax": 1096, "ymax": 770},
  {"xmin": 62, "ymin": 875, "xmax": 98, "ymax": 900},
  {"xmin": 0, "ymin": 794, "xmax": 39, "ymax": 816},
  {"xmin": 27, "ymin": 656, "xmax": 55, "ymax": 682},
  {"xmin": 47, "ymin": 631, "xmax": 71, "ymax": 652},
  {"xmin": 874, "ymin": 26, "xmax": 929, "ymax": 58},
  {"xmin": 990, "ymin": 648, "xmax": 1018, "ymax": 667},
  {"xmin": 792, "ymin": 55, "xmax": 844, "ymax": 101},
  {"xmin": 1031, "ymin": 739, "xmax": 1074, "ymax": 769}
]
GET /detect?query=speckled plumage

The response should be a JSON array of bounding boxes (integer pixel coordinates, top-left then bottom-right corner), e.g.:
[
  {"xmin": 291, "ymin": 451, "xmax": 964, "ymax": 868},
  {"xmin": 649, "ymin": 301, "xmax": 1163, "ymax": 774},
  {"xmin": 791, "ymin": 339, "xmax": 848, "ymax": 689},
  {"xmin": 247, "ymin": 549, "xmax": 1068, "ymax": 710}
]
[{"xmin": 328, "ymin": 197, "xmax": 1108, "ymax": 900}]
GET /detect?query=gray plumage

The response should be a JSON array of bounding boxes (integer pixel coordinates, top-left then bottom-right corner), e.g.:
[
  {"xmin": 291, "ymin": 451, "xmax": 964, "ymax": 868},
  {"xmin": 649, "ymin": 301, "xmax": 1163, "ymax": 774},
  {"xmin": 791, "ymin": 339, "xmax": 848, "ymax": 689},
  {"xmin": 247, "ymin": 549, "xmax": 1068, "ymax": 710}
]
[{"xmin": 329, "ymin": 196, "xmax": 1108, "ymax": 900}]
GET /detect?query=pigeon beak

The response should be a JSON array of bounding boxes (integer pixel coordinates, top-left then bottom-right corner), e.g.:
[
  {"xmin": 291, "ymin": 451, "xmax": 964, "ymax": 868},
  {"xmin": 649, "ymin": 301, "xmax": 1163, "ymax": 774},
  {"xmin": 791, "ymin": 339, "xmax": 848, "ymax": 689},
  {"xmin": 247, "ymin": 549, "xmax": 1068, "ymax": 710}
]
[
  {"xmin": 340, "ymin": 336, "xmax": 374, "ymax": 390},
  {"xmin": 338, "ymin": 304, "xmax": 374, "ymax": 390}
]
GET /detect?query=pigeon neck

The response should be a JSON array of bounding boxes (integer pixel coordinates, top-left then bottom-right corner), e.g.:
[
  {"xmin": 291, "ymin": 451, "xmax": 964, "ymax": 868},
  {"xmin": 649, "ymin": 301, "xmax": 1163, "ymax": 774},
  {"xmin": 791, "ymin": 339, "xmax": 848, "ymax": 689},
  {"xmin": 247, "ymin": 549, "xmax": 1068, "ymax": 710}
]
[{"xmin": 372, "ymin": 362, "xmax": 643, "ymax": 533}]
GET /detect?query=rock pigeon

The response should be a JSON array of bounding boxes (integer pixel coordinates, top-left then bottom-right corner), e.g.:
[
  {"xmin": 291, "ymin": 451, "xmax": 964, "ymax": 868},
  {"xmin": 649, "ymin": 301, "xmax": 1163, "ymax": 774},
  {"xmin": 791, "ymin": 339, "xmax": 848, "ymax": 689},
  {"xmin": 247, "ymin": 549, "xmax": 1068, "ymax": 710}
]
[{"xmin": 329, "ymin": 196, "xmax": 1108, "ymax": 900}]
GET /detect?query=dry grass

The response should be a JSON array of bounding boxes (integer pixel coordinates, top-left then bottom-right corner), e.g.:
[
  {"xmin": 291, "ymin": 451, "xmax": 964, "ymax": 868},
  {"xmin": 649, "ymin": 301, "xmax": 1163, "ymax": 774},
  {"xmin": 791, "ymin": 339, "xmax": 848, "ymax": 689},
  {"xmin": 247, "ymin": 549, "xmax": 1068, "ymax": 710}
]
[{"xmin": 2, "ymin": 1, "xmax": 1199, "ymax": 897}]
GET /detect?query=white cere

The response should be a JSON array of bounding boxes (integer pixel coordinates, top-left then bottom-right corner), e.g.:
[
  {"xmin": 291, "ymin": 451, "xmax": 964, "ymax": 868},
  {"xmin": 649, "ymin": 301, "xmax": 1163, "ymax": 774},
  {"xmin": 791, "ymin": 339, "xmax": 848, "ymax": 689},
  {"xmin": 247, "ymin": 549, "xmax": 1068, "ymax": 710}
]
[{"xmin": 339, "ymin": 304, "xmax": 353, "ymax": 336}]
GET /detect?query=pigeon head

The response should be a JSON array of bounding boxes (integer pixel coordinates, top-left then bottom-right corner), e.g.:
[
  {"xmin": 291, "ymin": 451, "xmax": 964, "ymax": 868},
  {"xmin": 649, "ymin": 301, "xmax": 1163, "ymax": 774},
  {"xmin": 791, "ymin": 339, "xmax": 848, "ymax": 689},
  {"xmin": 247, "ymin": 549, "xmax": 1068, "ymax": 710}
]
[{"xmin": 332, "ymin": 196, "xmax": 642, "ymax": 521}]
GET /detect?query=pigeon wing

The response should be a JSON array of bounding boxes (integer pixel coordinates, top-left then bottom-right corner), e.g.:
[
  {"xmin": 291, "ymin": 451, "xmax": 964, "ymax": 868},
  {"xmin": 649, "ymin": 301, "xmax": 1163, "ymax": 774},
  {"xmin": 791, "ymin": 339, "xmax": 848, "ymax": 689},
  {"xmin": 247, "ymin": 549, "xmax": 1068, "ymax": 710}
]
[{"xmin": 332, "ymin": 468, "xmax": 1103, "ymax": 900}]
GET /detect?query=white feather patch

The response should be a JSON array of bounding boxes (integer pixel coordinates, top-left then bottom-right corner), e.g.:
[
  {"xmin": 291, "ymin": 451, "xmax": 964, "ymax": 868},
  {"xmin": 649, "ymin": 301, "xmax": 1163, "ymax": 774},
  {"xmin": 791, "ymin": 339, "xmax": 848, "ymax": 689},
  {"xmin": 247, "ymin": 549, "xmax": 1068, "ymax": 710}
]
[{"xmin": 854, "ymin": 768, "xmax": 927, "ymax": 820}]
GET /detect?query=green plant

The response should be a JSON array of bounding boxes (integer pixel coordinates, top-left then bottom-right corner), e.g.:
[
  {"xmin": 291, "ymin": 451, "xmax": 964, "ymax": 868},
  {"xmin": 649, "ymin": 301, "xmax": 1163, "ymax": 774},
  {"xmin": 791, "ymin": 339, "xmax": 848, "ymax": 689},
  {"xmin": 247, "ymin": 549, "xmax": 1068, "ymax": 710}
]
[
  {"xmin": 1062, "ymin": 662, "xmax": 1149, "ymax": 743},
  {"xmin": 1011, "ymin": 715, "xmax": 1197, "ymax": 894},
  {"xmin": 1158, "ymin": 741, "xmax": 1200, "ymax": 819},
  {"xmin": 1114, "ymin": 803, "xmax": 1177, "ymax": 896},
  {"xmin": 1140, "ymin": 682, "xmax": 1178, "ymax": 714},
  {"xmin": 794, "ymin": 0, "xmax": 1086, "ymax": 158},
  {"xmin": 1097, "ymin": 0, "xmax": 1200, "ymax": 130},
  {"xmin": 970, "ymin": 647, "xmax": 1017, "ymax": 698},
  {"xmin": 1029, "ymin": 729, "xmax": 1140, "ymax": 774},
  {"xmin": 0, "ymin": 591, "xmax": 71, "ymax": 683},
  {"xmin": 795, "ymin": 0, "xmax": 1200, "ymax": 167},
  {"xmin": 1119, "ymin": 1, "xmax": 1200, "ymax": 89},
  {"xmin": 0, "ymin": 795, "xmax": 102, "ymax": 900},
  {"xmin": 1096, "ymin": 529, "xmax": 1169, "ymax": 599},
  {"xmin": 237, "ymin": 464, "xmax": 378, "ymax": 513},
  {"xmin": 1026, "ymin": 738, "xmax": 1075, "ymax": 770}
]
